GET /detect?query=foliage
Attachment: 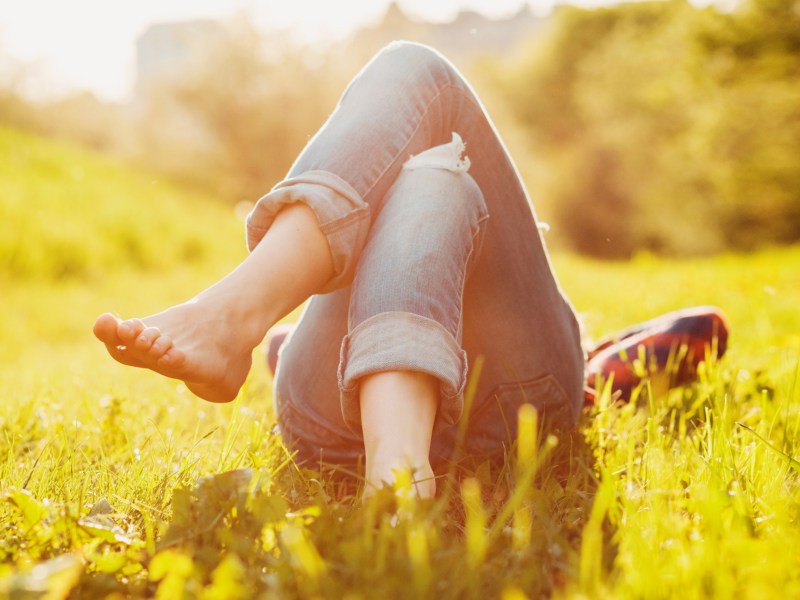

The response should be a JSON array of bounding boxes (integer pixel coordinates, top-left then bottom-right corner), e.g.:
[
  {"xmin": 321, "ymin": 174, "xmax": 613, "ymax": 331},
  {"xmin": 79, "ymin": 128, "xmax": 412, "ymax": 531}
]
[
  {"xmin": 3, "ymin": 4, "xmax": 797, "ymax": 257},
  {"xmin": 2, "ymin": 247, "xmax": 799, "ymax": 597},
  {"xmin": 0, "ymin": 88, "xmax": 134, "ymax": 154},
  {"xmin": 0, "ymin": 126, "xmax": 244, "ymax": 282},
  {"xmin": 0, "ymin": 127, "xmax": 799, "ymax": 598},
  {"xmin": 132, "ymin": 20, "xmax": 364, "ymax": 203},
  {"xmin": 492, "ymin": 0, "xmax": 800, "ymax": 257}
]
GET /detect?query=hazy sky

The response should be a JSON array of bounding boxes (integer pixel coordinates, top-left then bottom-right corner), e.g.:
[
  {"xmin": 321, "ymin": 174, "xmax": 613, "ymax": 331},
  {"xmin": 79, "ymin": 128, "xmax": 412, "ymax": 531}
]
[{"xmin": 1, "ymin": 0, "xmax": 621, "ymax": 100}]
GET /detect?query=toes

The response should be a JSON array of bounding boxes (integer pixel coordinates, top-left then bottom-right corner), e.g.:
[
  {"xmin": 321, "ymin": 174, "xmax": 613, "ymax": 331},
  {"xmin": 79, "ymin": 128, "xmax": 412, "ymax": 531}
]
[
  {"xmin": 149, "ymin": 334, "xmax": 173, "ymax": 358},
  {"xmin": 118, "ymin": 318, "xmax": 145, "ymax": 343},
  {"xmin": 93, "ymin": 313, "xmax": 123, "ymax": 345},
  {"xmin": 105, "ymin": 343, "xmax": 144, "ymax": 368},
  {"xmin": 134, "ymin": 327, "xmax": 161, "ymax": 351},
  {"xmin": 157, "ymin": 347, "xmax": 186, "ymax": 368}
]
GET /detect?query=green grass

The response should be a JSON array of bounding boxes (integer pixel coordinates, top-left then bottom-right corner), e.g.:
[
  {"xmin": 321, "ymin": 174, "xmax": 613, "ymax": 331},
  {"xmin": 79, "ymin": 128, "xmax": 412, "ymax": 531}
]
[{"xmin": 1, "ymin": 127, "xmax": 799, "ymax": 598}]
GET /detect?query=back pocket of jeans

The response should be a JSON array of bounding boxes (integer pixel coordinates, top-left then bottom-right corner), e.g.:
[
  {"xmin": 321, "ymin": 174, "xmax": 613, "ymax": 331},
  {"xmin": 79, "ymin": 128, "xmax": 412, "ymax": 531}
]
[{"xmin": 464, "ymin": 374, "xmax": 574, "ymax": 456}]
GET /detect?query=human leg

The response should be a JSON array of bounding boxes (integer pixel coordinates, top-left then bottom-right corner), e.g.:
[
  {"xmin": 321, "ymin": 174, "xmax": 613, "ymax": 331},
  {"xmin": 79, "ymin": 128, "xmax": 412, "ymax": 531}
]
[
  {"xmin": 272, "ymin": 42, "xmax": 583, "ymax": 479},
  {"xmin": 347, "ymin": 164, "xmax": 488, "ymax": 495},
  {"xmin": 360, "ymin": 371, "xmax": 438, "ymax": 498},
  {"xmin": 94, "ymin": 39, "xmax": 585, "ymax": 479},
  {"xmin": 276, "ymin": 162, "xmax": 487, "ymax": 494},
  {"xmin": 93, "ymin": 203, "xmax": 334, "ymax": 402}
]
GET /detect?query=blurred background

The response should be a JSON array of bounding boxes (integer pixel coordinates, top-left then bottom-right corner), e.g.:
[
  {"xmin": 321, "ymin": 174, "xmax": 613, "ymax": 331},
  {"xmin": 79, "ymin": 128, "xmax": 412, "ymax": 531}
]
[{"xmin": 1, "ymin": 0, "xmax": 798, "ymax": 260}]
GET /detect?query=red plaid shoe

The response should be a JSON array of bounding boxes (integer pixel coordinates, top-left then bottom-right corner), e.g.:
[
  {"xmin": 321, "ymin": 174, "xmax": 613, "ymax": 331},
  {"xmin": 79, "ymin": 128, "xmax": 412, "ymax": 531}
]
[{"xmin": 584, "ymin": 306, "xmax": 729, "ymax": 404}]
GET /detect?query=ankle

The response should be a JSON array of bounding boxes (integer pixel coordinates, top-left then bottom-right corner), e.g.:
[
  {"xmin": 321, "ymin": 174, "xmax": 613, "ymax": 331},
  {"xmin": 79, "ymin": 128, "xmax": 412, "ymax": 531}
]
[
  {"xmin": 359, "ymin": 370, "xmax": 439, "ymax": 497},
  {"xmin": 188, "ymin": 288, "xmax": 272, "ymax": 350},
  {"xmin": 365, "ymin": 456, "xmax": 436, "ymax": 499}
]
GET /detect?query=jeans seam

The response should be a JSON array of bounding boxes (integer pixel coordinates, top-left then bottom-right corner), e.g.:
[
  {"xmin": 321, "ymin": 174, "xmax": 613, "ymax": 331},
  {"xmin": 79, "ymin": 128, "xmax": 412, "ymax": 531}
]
[
  {"xmin": 466, "ymin": 213, "xmax": 490, "ymax": 276},
  {"xmin": 455, "ymin": 212, "xmax": 490, "ymax": 342}
]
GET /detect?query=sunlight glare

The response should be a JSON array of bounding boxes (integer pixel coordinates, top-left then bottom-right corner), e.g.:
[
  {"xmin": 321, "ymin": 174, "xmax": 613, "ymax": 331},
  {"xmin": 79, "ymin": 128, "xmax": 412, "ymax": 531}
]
[{"xmin": 0, "ymin": 0, "xmax": 566, "ymax": 100}]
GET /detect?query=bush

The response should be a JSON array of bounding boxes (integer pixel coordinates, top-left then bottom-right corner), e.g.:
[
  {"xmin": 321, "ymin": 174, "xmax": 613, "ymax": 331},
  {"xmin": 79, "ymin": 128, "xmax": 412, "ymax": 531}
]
[
  {"xmin": 0, "ymin": 126, "xmax": 242, "ymax": 281},
  {"xmin": 495, "ymin": 0, "xmax": 800, "ymax": 257}
]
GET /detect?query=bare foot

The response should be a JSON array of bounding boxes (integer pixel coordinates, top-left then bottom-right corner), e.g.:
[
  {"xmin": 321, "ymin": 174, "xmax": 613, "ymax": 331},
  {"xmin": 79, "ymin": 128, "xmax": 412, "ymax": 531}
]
[
  {"xmin": 92, "ymin": 203, "xmax": 336, "ymax": 403},
  {"xmin": 93, "ymin": 292, "xmax": 264, "ymax": 403}
]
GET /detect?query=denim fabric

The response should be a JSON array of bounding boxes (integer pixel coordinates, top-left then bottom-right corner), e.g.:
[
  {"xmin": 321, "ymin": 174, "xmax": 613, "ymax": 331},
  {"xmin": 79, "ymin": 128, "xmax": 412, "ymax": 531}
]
[{"xmin": 247, "ymin": 41, "xmax": 586, "ymax": 468}]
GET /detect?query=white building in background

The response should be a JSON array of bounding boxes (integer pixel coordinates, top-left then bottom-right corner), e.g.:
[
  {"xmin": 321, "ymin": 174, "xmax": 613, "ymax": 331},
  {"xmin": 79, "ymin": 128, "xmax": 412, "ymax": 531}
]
[
  {"xmin": 132, "ymin": 20, "xmax": 232, "ymax": 168},
  {"xmin": 135, "ymin": 20, "xmax": 228, "ymax": 97}
]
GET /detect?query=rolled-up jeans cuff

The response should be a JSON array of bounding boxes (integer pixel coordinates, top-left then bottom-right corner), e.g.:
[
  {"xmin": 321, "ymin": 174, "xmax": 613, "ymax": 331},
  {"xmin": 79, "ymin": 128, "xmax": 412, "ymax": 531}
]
[
  {"xmin": 245, "ymin": 170, "xmax": 370, "ymax": 292},
  {"xmin": 337, "ymin": 311, "xmax": 468, "ymax": 433}
]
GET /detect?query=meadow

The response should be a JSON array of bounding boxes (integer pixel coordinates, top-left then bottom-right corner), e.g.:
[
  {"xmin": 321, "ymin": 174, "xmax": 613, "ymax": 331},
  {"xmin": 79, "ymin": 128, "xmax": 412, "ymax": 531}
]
[{"xmin": 1, "ymin": 126, "xmax": 799, "ymax": 598}]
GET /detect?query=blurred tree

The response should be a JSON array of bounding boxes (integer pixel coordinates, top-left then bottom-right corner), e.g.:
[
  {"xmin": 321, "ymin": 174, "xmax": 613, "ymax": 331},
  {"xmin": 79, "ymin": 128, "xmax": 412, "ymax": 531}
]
[
  {"xmin": 690, "ymin": 0, "xmax": 800, "ymax": 250},
  {"xmin": 137, "ymin": 19, "xmax": 353, "ymax": 202},
  {"xmin": 0, "ymin": 41, "xmax": 130, "ymax": 154},
  {"xmin": 500, "ymin": 1, "xmax": 690, "ymax": 257},
  {"xmin": 496, "ymin": 0, "xmax": 800, "ymax": 257}
]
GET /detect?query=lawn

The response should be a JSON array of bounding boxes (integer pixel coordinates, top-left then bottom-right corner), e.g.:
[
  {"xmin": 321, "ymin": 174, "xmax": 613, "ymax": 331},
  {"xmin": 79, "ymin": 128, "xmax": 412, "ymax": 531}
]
[{"xmin": 1, "ymin": 127, "xmax": 799, "ymax": 598}]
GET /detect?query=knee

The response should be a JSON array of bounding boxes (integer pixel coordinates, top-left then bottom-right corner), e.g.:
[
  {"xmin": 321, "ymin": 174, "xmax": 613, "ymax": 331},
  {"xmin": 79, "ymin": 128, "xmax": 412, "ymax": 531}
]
[
  {"xmin": 434, "ymin": 170, "xmax": 485, "ymax": 223},
  {"xmin": 385, "ymin": 169, "xmax": 487, "ymax": 245},
  {"xmin": 360, "ymin": 168, "xmax": 487, "ymax": 296},
  {"xmin": 377, "ymin": 40, "xmax": 459, "ymax": 87},
  {"xmin": 403, "ymin": 157, "xmax": 486, "ymax": 221},
  {"xmin": 382, "ymin": 40, "xmax": 443, "ymax": 63}
]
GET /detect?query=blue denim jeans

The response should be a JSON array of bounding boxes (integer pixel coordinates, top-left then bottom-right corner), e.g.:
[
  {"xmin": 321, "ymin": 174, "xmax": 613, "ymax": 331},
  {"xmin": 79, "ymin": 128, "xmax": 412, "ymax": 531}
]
[{"xmin": 246, "ymin": 42, "xmax": 585, "ymax": 469}]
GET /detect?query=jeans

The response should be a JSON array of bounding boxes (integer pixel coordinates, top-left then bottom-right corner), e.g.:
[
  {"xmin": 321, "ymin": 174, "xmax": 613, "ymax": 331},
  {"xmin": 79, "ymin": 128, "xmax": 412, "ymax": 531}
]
[{"xmin": 246, "ymin": 41, "xmax": 585, "ymax": 469}]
